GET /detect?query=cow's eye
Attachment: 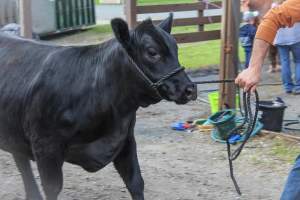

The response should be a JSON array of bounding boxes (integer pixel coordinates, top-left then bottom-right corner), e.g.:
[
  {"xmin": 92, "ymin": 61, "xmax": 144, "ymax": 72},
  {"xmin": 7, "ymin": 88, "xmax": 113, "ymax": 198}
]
[{"xmin": 147, "ymin": 48, "xmax": 160, "ymax": 59}]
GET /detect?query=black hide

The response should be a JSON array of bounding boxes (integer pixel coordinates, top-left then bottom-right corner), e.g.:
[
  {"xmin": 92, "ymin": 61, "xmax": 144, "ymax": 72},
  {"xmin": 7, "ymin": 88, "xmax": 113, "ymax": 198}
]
[{"xmin": 0, "ymin": 15, "xmax": 196, "ymax": 200}]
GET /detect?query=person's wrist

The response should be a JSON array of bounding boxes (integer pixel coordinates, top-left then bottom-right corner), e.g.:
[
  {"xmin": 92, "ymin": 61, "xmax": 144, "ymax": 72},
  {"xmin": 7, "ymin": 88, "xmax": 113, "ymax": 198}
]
[
  {"xmin": 250, "ymin": 66, "xmax": 261, "ymax": 73},
  {"xmin": 249, "ymin": 63, "xmax": 262, "ymax": 72}
]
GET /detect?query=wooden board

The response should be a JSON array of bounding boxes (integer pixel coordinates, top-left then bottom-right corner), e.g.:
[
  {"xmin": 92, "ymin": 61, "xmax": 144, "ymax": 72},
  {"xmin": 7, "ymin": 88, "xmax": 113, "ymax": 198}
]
[
  {"xmin": 173, "ymin": 30, "xmax": 221, "ymax": 43},
  {"xmin": 141, "ymin": 16, "xmax": 222, "ymax": 27},
  {"xmin": 136, "ymin": 2, "xmax": 222, "ymax": 14}
]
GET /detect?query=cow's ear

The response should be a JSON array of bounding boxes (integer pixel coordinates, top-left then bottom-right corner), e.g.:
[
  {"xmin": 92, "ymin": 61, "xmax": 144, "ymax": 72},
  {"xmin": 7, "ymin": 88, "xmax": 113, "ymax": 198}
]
[
  {"xmin": 111, "ymin": 18, "xmax": 130, "ymax": 49},
  {"xmin": 158, "ymin": 13, "xmax": 173, "ymax": 33}
]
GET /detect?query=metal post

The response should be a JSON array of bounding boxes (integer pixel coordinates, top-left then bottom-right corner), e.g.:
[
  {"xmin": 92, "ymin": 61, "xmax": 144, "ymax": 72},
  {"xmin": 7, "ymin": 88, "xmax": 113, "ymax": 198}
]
[
  {"xmin": 219, "ymin": 0, "xmax": 240, "ymax": 110},
  {"xmin": 19, "ymin": 0, "xmax": 32, "ymax": 38},
  {"xmin": 124, "ymin": 0, "xmax": 137, "ymax": 29}
]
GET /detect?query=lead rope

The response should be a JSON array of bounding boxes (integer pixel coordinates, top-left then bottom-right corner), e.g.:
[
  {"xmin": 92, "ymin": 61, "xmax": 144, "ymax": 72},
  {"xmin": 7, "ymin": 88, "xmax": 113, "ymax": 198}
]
[
  {"xmin": 226, "ymin": 90, "xmax": 259, "ymax": 195},
  {"xmin": 193, "ymin": 79, "xmax": 259, "ymax": 195}
]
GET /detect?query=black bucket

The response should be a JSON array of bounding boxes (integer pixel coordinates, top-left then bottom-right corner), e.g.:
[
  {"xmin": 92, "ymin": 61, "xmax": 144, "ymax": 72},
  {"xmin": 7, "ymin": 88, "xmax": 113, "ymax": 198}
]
[{"xmin": 258, "ymin": 99, "xmax": 287, "ymax": 132}]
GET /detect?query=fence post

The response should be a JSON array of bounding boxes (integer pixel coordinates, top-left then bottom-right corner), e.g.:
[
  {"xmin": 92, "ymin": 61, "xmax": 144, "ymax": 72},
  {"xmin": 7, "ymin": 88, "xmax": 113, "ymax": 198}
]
[
  {"xmin": 219, "ymin": 0, "xmax": 240, "ymax": 110},
  {"xmin": 19, "ymin": 0, "xmax": 32, "ymax": 38},
  {"xmin": 124, "ymin": 0, "xmax": 137, "ymax": 29},
  {"xmin": 198, "ymin": 0, "xmax": 204, "ymax": 31}
]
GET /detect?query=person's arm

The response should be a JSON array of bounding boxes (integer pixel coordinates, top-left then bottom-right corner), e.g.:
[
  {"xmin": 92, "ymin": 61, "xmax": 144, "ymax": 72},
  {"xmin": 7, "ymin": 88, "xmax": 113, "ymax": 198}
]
[
  {"xmin": 236, "ymin": 0, "xmax": 300, "ymax": 91},
  {"xmin": 235, "ymin": 39, "xmax": 270, "ymax": 92}
]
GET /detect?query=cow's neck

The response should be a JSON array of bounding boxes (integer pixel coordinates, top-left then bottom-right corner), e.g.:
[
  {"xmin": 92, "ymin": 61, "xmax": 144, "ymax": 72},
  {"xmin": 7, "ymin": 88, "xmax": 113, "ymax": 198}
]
[{"xmin": 95, "ymin": 40, "xmax": 160, "ymax": 115}]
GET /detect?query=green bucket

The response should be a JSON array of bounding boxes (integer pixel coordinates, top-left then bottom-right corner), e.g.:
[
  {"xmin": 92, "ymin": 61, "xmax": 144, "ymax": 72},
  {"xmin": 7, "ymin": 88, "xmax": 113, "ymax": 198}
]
[
  {"xmin": 208, "ymin": 109, "xmax": 236, "ymax": 140},
  {"xmin": 208, "ymin": 92, "xmax": 240, "ymax": 114}
]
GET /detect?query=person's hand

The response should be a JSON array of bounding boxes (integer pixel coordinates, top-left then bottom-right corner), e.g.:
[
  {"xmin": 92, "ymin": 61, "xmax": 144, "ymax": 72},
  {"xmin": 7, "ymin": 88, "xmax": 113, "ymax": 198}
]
[{"xmin": 235, "ymin": 67, "xmax": 261, "ymax": 92}]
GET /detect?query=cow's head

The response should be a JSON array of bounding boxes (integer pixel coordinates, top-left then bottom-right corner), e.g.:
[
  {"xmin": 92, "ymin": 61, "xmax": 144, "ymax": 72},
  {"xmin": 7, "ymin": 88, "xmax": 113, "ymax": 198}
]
[{"xmin": 111, "ymin": 14, "xmax": 197, "ymax": 105}]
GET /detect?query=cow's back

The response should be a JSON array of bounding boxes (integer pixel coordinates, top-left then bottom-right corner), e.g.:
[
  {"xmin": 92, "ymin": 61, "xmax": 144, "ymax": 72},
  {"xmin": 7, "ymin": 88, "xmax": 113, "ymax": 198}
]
[
  {"xmin": 0, "ymin": 33, "xmax": 60, "ymax": 81},
  {"xmin": 0, "ymin": 33, "xmax": 61, "ymax": 92},
  {"xmin": 0, "ymin": 34, "xmax": 67, "ymax": 154},
  {"xmin": 0, "ymin": 33, "xmax": 63, "ymax": 113}
]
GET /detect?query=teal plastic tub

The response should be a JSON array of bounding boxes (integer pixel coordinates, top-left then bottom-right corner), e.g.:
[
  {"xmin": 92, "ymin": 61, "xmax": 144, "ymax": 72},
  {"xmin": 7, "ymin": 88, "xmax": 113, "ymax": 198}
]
[{"xmin": 208, "ymin": 109, "xmax": 236, "ymax": 140}]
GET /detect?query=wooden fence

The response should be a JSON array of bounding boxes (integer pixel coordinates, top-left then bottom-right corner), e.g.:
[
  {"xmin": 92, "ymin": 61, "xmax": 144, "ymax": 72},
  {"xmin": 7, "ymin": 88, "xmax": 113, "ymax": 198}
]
[
  {"xmin": 0, "ymin": 0, "xmax": 18, "ymax": 27},
  {"xmin": 125, "ymin": 0, "xmax": 222, "ymax": 43}
]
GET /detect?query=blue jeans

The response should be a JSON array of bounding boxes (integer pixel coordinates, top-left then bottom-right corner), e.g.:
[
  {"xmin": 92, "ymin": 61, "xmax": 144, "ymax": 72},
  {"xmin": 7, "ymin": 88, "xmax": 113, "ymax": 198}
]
[
  {"xmin": 277, "ymin": 42, "xmax": 300, "ymax": 92},
  {"xmin": 281, "ymin": 155, "xmax": 300, "ymax": 200},
  {"xmin": 243, "ymin": 46, "xmax": 252, "ymax": 68}
]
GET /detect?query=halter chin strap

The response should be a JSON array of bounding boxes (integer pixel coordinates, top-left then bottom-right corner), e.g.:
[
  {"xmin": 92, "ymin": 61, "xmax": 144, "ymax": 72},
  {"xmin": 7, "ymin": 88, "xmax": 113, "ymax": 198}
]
[{"xmin": 126, "ymin": 53, "xmax": 185, "ymax": 97}]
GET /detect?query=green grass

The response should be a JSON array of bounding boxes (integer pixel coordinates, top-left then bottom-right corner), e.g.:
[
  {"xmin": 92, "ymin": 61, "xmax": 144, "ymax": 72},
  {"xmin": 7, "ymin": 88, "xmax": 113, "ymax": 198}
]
[
  {"xmin": 88, "ymin": 24, "xmax": 112, "ymax": 34},
  {"xmin": 179, "ymin": 40, "xmax": 245, "ymax": 69},
  {"xmin": 95, "ymin": 0, "xmax": 102, "ymax": 5},
  {"xmin": 96, "ymin": 0, "xmax": 196, "ymax": 5},
  {"xmin": 138, "ymin": 0, "xmax": 220, "ymax": 5},
  {"xmin": 179, "ymin": 41, "xmax": 219, "ymax": 68},
  {"xmin": 173, "ymin": 23, "xmax": 245, "ymax": 68},
  {"xmin": 171, "ymin": 23, "xmax": 221, "ymax": 34},
  {"xmin": 89, "ymin": 24, "xmax": 245, "ymax": 69},
  {"xmin": 271, "ymin": 139, "xmax": 300, "ymax": 163},
  {"xmin": 138, "ymin": 0, "xmax": 196, "ymax": 5},
  {"xmin": 96, "ymin": 0, "xmax": 193, "ymax": 5}
]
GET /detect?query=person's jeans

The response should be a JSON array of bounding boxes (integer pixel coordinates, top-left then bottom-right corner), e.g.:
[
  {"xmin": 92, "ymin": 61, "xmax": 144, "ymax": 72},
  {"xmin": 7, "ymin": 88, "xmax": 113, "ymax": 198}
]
[
  {"xmin": 244, "ymin": 46, "xmax": 252, "ymax": 68},
  {"xmin": 277, "ymin": 42, "xmax": 300, "ymax": 92},
  {"xmin": 281, "ymin": 155, "xmax": 300, "ymax": 200}
]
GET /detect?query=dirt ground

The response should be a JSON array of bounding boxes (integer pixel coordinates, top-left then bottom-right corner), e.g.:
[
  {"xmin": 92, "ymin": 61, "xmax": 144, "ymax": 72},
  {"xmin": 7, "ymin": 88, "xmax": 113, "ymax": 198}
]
[{"xmin": 0, "ymin": 34, "xmax": 300, "ymax": 200}]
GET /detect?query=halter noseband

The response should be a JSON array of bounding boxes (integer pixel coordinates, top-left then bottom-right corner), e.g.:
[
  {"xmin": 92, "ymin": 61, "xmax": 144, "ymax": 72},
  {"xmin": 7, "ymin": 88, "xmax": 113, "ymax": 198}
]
[{"xmin": 126, "ymin": 54, "xmax": 185, "ymax": 97}]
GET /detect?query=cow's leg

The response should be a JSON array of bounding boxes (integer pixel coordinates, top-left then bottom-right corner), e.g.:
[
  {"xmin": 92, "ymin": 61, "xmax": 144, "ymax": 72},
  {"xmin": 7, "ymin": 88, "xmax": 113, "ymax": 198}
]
[
  {"xmin": 114, "ymin": 117, "xmax": 144, "ymax": 200},
  {"xmin": 13, "ymin": 153, "xmax": 43, "ymax": 200},
  {"xmin": 32, "ymin": 139, "xmax": 64, "ymax": 200}
]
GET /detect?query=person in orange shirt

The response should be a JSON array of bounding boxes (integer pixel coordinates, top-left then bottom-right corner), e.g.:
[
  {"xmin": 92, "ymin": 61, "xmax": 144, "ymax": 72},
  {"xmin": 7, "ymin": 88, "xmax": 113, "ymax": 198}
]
[
  {"xmin": 235, "ymin": 1, "xmax": 300, "ymax": 199},
  {"xmin": 235, "ymin": 0, "xmax": 300, "ymax": 92}
]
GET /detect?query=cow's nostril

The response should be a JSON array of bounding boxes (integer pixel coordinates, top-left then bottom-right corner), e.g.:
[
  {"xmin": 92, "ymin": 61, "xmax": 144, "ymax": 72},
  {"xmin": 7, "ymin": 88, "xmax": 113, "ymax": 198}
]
[
  {"xmin": 185, "ymin": 85, "xmax": 194, "ymax": 96},
  {"xmin": 185, "ymin": 84, "xmax": 197, "ymax": 100}
]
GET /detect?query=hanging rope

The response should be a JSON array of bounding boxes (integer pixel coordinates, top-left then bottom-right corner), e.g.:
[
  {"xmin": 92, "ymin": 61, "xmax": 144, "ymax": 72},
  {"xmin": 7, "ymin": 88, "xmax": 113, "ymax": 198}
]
[
  {"xmin": 226, "ymin": 90, "xmax": 259, "ymax": 195},
  {"xmin": 193, "ymin": 79, "xmax": 259, "ymax": 195}
]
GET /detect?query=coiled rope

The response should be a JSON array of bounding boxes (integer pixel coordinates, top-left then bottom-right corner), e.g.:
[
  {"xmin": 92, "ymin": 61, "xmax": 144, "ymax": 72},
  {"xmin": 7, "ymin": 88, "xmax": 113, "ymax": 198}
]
[{"xmin": 193, "ymin": 79, "xmax": 259, "ymax": 195}]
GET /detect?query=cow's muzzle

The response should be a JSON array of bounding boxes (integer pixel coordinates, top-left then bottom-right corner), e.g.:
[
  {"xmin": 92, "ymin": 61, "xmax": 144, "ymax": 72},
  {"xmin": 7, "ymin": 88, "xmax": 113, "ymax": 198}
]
[{"xmin": 185, "ymin": 83, "xmax": 197, "ymax": 101}]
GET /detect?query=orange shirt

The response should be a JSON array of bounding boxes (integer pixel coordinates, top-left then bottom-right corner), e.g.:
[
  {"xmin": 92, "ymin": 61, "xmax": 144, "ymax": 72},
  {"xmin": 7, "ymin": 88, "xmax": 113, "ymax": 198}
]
[{"xmin": 255, "ymin": 0, "xmax": 300, "ymax": 44}]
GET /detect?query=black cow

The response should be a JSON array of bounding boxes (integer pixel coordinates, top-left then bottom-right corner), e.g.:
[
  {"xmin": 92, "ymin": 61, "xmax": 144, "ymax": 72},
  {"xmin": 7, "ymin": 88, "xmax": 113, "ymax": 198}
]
[{"xmin": 0, "ymin": 14, "xmax": 197, "ymax": 200}]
